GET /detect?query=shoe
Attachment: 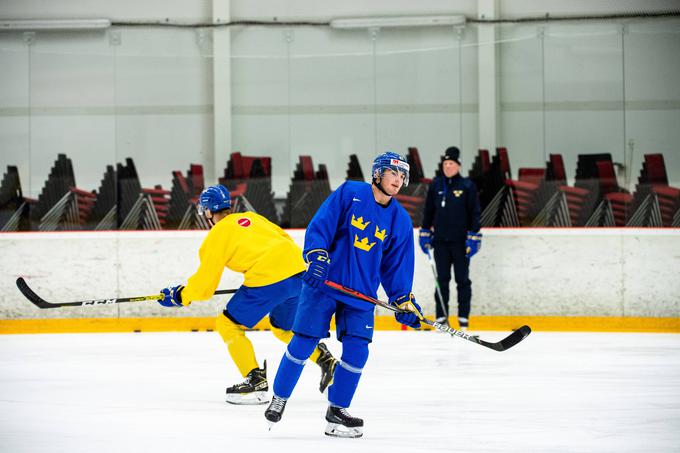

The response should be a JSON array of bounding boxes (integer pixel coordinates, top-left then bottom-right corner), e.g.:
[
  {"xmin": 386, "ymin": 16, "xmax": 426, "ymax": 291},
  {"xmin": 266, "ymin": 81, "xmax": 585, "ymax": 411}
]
[
  {"xmin": 316, "ymin": 342, "xmax": 337, "ymax": 393},
  {"xmin": 264, "ymin": 395, "xmax": 287, "ymax": 428},
  {"xmin": 324, "ymin": 405, "xmax": 364, "ymax": 438},
  {"xmin": 226, "ymin": 361, "xmax": 269, "ymax": 405},
  {"xmin": 458, "ymin": 317, "xmax": 469, "ymax": 330},
  {"xmin": 434, "ymin": 316, "xmax": 449, "ymax": 333}
]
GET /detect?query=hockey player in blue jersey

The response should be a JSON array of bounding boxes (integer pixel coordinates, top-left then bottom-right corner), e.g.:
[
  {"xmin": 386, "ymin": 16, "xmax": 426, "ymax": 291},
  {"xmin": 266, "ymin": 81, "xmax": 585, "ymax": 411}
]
[{"xmin": 264, "ymin": 152, "xmax": 423, "ymax": 438}]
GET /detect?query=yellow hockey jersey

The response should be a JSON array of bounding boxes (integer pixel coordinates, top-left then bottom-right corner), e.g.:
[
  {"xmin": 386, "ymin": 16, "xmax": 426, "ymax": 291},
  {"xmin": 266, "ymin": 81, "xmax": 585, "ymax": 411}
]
[{"xmin": 182, "ymin": 211, "xmax": 306, "ymax": 304}]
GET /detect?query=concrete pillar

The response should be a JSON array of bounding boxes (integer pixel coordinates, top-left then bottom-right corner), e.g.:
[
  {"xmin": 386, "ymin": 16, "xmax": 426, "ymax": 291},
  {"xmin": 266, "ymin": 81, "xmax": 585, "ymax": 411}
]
[
  {"xmin": 211, "ymin": 0, "xmax": 231, "ymax": 183},
  {"xmin": 477, "ymin": 0, "xmax": 499, "ymax": 151}
]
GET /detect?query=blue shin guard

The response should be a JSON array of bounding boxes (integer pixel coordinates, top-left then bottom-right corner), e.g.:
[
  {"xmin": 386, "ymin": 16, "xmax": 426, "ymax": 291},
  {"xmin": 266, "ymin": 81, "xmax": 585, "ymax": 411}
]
[
  {"xmin": 272, "ymin": 334, "xmax": 319, "ymax": 398},
  {"xmin": 328, "ymin": 335, "xmax": 369, "ymax": 408}
]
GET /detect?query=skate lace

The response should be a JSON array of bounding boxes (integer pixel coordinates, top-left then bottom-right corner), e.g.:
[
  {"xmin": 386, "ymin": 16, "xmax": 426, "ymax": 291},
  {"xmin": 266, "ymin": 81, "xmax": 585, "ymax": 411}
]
[
  {"xmin": 240, "ymin": 368, "xmax": 265, "ymax": 387},
  {"xmin": 338, "ymin": 408, "xmax": 352, "ymax": 419},
  {"xmin": 318, "ymin": 355, "xmax": 333, "ymax": 367},
  {"xmin": 270, "ymin": 396, "xmax": 286, "ymax": 412}
]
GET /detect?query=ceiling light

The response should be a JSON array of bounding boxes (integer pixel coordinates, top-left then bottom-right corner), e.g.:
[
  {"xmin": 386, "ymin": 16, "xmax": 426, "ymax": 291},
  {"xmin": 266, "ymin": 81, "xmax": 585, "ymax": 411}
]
[
  {"xmin": 330, "ymin": 15, "xmax": 466, "ymax": 29},
  {"xmin": 0, "ymin": 19, "xmax": 112, "ymax": 31}
]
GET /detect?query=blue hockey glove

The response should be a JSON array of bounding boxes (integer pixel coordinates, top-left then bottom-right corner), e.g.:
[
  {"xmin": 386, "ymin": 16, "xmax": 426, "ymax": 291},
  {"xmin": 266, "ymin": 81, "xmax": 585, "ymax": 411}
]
[
  {"xmin": 418, "ymin": 228, "xmax": 432, "ymax": 255},
  {"xmin": 390, "ymin": 293, "xmax": 423, "ymax": 329},
  {"xmin": 158, "ymin": 285, "xmax": 185, "ymax": 307},
  {"xmin": 303, "ymin": 249, "xmax": 331, "ymax": 289},
  {"xmin": 466, "ymin": 232, "xmax": 482, "ymax": 258}
]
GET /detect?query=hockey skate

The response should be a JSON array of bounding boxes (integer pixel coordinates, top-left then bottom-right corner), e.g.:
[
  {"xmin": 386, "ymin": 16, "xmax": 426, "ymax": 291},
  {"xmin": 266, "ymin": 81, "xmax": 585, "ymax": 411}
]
[
  {"xmin": 226, "ymin": 361, "xmax": 269, "ymax": 405},
  {"xmin": 324, "ymin": 405, "xmax": 363, "ymax": 438},
  {"xmin": 264, "ymin": 395, "xmax": 288, "ymax": 429},
  {"xmin": 316, "ymin": 342, "xmax": 338, "ymax": 393}
]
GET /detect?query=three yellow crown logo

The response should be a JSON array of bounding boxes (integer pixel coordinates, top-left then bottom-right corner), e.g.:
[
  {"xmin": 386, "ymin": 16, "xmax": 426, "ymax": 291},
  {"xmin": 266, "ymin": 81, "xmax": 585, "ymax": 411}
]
[
  {"xmin": 453, "ymin": 190, "xmax": 463, "ymax": 198},
  {"xmin": 351, "ymin": 214, "xmax": 370, "ymax": 231},
  {"xmin": 350, "ymin": 213, "xmax": 387, "ymax": 250}
]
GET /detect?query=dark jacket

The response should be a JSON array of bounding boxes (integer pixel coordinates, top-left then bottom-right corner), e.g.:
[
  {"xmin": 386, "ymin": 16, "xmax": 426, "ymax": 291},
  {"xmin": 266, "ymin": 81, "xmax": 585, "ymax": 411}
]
[{"xmin": 422, "ymin": 174, "xmax": 481, "ymax": 241}]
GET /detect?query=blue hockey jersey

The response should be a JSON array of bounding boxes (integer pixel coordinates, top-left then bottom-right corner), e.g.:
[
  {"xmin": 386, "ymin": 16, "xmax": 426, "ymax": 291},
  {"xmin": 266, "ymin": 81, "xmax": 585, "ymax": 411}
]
[{"xmin": 304, "ymin": 181, "xmax": 415, "ymax": 311}]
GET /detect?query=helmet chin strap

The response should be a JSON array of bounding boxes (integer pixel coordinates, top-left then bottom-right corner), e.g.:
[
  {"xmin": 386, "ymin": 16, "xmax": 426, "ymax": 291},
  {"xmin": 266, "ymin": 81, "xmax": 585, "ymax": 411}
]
[{"xmin": 372, "ymin": 176, "xmax": 392, "ymax": 197}]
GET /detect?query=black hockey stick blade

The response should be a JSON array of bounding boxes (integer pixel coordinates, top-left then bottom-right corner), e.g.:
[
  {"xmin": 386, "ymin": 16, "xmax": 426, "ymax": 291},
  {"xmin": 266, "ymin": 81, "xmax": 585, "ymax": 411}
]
[
  {"xmin": 324, "ymin": 280, "xmax": 531, "ymax": 352},
  {"xmin": 419, "ymin": 317, "xmax": 531, "ymax": 352},
  {"xmin": 16, "ymin": 277, "xmax": 237, "ymax": 309},
  {"xmin": 476, "ymin": 325, "xmax": 532, "ymax": 352}
]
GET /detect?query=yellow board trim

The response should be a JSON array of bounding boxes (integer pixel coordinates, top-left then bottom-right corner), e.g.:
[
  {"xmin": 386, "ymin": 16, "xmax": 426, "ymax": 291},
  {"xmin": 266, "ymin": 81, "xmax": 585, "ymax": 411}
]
[{"xmin": 0, "ymin": 315, "xmax": 679, "ymax": 335}]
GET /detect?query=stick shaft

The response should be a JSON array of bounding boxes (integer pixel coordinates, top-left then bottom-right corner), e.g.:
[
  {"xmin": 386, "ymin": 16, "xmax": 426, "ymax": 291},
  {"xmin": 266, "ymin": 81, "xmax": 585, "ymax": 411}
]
[
  {"xmin": 427, "ymin": 248, "xmax": 449, "ymax": 319},
  {"xmin": 16, "ymin": 277, "xmax": 237, "ymax": 309},
  {"xmin": 324, "ymin": 280, "xmax": 479, "ymax": 342},
  {"xmin": 323, "ymin": 280, "xmax": 531, "ymax": 352}
]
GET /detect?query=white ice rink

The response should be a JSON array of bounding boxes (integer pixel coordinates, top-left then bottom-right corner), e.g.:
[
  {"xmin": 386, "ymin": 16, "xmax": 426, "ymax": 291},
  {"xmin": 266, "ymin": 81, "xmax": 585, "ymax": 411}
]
[{"xmin": 1, "ymin": 330, "xmax": 679, "ymax": 453}]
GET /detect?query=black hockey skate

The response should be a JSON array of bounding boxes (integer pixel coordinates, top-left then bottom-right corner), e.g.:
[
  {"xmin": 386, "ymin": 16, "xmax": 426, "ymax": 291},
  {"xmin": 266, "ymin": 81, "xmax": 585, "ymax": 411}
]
[
  {"xmin": 264, "ymin": 395, "xmax": 287, "ymax": 429},
  {"xmin": 226, "ymin": 361, "xmax": 268, "ymax": 405},
  {"xmin": 324, "ymin": 405, "xmax": 364, "ymax": 438},
  {"xmin": 316, "ymin": 342, "xmax": 337, "ymax": 393}
]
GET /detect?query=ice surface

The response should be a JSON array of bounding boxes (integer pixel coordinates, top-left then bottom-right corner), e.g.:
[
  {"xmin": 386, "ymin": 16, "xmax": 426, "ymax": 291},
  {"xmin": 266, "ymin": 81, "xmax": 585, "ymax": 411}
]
[{"xmin": 1, "ymin": 331, "xmax": 679, "ymax": 453}]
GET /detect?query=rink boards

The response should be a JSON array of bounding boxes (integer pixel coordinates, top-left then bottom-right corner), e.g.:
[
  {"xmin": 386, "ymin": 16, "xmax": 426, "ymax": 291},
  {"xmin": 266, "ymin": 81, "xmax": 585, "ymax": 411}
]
[
  {"xmin": 1, "ymin": 228, "xmax": 679, "ymax": 334},
  {"xmin": 2, "ymin": 314, "xmax": 680, "ymax": 334}
]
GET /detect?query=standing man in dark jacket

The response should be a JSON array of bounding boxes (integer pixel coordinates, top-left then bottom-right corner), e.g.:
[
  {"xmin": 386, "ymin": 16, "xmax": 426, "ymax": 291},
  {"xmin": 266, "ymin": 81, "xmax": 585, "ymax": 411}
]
[{"xmin": 419, "ymin": 147, "xmax": 481, "ymax": 329}]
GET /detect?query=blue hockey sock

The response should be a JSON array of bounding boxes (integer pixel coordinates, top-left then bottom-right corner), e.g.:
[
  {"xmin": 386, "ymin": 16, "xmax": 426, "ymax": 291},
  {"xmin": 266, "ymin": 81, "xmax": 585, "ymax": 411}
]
[
  {"xmin": 328, "ymin": 335, "xmax": 369, "ymax": 408},
  {"xmin": 272, "ymin": 334, "xmax": 319, "ymax": 398}
]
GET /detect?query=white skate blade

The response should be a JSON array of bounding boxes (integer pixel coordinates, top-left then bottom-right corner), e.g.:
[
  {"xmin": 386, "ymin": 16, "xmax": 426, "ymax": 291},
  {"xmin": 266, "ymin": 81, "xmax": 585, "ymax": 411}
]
[
  {"xmin": 324, "ymin": 422, "xmax": 363, "ymax": 438},
  {"xmin": 226, "ymin": 391, "xmax": 269, "ymax": 405}
]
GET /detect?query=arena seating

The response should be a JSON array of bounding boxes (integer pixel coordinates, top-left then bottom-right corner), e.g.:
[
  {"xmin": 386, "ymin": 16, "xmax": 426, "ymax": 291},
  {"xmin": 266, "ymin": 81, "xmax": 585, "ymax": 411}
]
[
  {"xmin": 0, "ymin": 165, "xmax": 28, "ymax": 231},
  {"xmin": 168, "ymin": 164, "xmax": 207, "ymax": 230},
  {"xmin": 629, "ymin": 153, "xmax": 680, "ymax": 227},
  {"xmin": 468, "ymin": 149, "xmax": 491, "ymax": 205},
  {"xmin": 545, "ymin": 154, "xmax": 589, "ymax": 226},
  {"xmin": 596, "ymin": 160, "xmax": 634, "ymax": 226},
  {"xmin": 116, "ymin": 159, "xmax": 170, "ymax": 231},
  {"xmin": 506, "ymin": 168, "xmax": 545, "ymax": 225},
  {"xmin": 478, "ymin": 148, "xmax": 519, "ymax": 227},
  {"xmin": 220, "ymin": 152, "xmax": 278, "ymax": 223},
  {"xmin": 1, "ymin": 149, "xmax": 677, "ymax": 230},
  {"xmin": 281, "ymin": 155, "xmax": 332, "ymax": 228},
  {"xmin": 88, "ymin": 165, "xmax": 117, "ymax": 230},
  {"xmin": 395, "ymin": 147, "xmax": 429, "ymax": 227},
  {"xmin": 345, "ymin": 154, "xmax": 365, "ymax": 181},
  {"xmin": 28, "ymin": 154, "xmax": 76, "ymax": 230}
]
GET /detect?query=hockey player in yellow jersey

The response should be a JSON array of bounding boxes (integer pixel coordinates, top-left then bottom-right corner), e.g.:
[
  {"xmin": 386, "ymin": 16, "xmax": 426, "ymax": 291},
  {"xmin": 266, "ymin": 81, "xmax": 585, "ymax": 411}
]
[{"xmin": 157, "ymin": 184, "xmax": 337, "ymax": 404}]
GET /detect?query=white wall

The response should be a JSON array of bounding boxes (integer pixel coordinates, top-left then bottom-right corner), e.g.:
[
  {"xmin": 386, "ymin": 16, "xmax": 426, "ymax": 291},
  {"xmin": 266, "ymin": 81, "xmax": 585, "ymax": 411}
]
[
  {"xmin": 499, "ymin": 19, "xmax": 680, "ymax": 188},
  {"xmin": 0, "ymin": 27, "xmax": 213, "ymax": 197},
  {"xmin": 1, "ymin": 1, "xmax": 679, "ymax": 199},
  {"xmin": 3, "ymin": 19, "xmax": 678, "ymax": 198},
  {"xmin": 2, "ymin": 229, "xmax": 679, "ymax": 320},
  {"xmin": 230, "ymin": 24, "xmax": 481, "ymax": 195}
]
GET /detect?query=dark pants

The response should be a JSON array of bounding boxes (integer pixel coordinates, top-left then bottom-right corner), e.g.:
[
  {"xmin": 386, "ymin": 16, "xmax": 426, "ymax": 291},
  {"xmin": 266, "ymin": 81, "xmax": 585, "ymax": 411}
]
[{"xmin": 433, "ymin": 240, "xmax": 471, "ymax": 320}]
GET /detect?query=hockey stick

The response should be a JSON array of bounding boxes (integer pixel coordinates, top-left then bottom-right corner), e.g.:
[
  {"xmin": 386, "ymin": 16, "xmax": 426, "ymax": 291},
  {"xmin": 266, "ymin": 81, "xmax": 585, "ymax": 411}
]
[
  {"xmin": 324, "ymin": 280, "xmax": 531, "ymax": 352},
  {"xmin": 426, "ymin": 248, "xmax": 449, "ymax": 320},
  {"xmin": 16, "ymin": 277, "xmax": 237, "ymax": 309}
]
